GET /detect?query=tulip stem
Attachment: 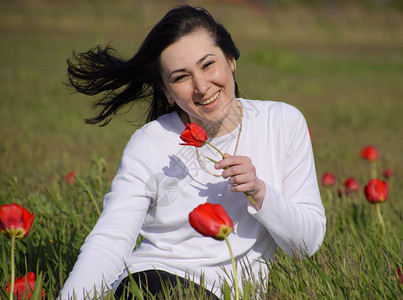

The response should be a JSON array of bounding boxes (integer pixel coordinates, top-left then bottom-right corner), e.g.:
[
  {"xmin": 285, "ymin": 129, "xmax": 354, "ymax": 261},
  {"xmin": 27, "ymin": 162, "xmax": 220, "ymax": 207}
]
[
  {"xmin": 375, "ymin": 203, "xmax": 385, "ymax": 235},
  {"xmin": 326, "ymin": 188, "xmax": 333, "ymax": 202},
  {"xmin": 205, "ymin": 141, "xmax": 226, "ymax": 159},
  {"xmin": 9, "ymin": 236, "xmax": 15, "ymax": 300},
  {"xmin": 371, "ymin": 161, "xmax": 377, "ymax": 179},
  {"xmin": 224, "ymin": 235, "xmax": 239, "ymax": 300},
  {"xmin": 243, "ymin": 193, "xmax": 256, "ymax": 204}
]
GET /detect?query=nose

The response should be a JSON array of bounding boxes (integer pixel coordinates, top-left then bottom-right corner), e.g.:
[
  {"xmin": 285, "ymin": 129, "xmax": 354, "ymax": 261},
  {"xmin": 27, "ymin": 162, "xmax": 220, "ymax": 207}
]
[{"xmin": 193, "ymin": 73, "xmax": 209, "ymax": 95}]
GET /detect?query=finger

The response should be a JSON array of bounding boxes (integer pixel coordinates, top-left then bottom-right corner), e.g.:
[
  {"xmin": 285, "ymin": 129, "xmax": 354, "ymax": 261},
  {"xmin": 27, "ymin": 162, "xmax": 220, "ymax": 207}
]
[
  {"xmin": 223, "ymin": 153, "xmax": 231, "ymax": 159},
  {"xmin": 230, "ymin": 180, "xmax": 256, "ymax": 194},
  {"xmin": 222, "ymin": 164, "xmax": 244, "ymax": 179},
  {"xmin": 222, "ymin": 163, "xmax": 256, "ymax": 179},
  {"xmin": 215, "ymin": 155, "xmax": 250, "ymax": 170},
  {"xmin": 215, "ymin": 153, "xmax": 233, "ymax": 169},
  {"xmin": 228, "ymin": 173, "xmax": 251, "ymax": 186}
]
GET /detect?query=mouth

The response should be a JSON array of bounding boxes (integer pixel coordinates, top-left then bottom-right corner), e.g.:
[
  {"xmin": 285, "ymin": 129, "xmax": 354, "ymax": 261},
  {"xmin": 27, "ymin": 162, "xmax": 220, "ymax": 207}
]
[{"xmin": 199, "ymin": 91, "xmax": 220, "ymax": 106}]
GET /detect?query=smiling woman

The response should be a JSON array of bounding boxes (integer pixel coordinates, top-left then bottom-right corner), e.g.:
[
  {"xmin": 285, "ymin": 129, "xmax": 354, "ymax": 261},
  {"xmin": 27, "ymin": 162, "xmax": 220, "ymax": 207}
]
[
  {"xmin": 61, "ymin": 5, "xmax": 326, "ymax": 300},
  {"xmin": 66, "ymin": 6, "xmax": 240, "ymax": 127},
  {"xmin": 160, "ymin": 30, "xmax": 239, "ymax": 137}
]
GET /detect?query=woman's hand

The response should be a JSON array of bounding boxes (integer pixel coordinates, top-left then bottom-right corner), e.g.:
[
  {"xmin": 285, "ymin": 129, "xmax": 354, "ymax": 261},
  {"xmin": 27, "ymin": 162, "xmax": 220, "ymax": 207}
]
[{"xmin": 215, "ymin": 153, "xmax": 266, "ymax": 210}]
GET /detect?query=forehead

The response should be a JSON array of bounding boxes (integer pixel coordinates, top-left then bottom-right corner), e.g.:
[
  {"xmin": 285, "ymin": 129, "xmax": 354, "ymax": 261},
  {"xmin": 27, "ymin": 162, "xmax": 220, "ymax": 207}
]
[{"xmin": 160, "ymin": 30, "xmax": 222, "ymax": 70}]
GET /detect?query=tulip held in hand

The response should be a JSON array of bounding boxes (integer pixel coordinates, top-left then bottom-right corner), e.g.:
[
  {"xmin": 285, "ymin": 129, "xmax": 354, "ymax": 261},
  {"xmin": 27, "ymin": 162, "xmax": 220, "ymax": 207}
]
[
  {"xmin": 180, "ymin": 123, "xmax": 255, "ymax": 204},
  {"xmin": 180, "ymin": 123, "xmax": 208, "ymax": 148}
]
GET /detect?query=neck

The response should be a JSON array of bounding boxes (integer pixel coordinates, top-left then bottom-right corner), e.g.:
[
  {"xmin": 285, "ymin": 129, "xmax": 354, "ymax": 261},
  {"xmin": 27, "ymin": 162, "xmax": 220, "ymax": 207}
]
[{"xmin": 180, "ymin": 100, "xmax": 242, "ymax": 138}]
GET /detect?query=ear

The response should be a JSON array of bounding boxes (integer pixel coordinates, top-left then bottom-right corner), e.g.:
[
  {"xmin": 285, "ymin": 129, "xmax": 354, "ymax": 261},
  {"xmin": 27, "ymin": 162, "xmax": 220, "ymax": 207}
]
[
  {"xmin": 228, "ymin": 58, "xmax": 236, "ymax": 74},
  {"xmin": 162, "ymin": 86, "xmax": 175, "ymax": 106}
]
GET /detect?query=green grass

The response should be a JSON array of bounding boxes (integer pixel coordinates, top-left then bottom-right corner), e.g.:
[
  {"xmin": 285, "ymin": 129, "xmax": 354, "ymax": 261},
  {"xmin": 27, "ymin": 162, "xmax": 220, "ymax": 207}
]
[{"xmin": 1, "ymin": 0, "xmax": 402, "ymax": 298}]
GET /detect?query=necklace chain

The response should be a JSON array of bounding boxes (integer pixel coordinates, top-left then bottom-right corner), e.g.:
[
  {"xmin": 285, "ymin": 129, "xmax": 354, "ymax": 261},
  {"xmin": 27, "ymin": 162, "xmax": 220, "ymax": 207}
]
[{"xmin": 196, "ymin": 101, "xmax": 243, "ymax": 177}]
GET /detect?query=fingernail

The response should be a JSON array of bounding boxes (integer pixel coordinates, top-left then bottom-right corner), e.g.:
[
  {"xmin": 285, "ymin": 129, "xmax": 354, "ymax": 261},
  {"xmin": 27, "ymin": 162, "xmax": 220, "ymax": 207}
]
[{"xmin": 214, "ymin": 163, "xmax": 220, "ymax": 169}]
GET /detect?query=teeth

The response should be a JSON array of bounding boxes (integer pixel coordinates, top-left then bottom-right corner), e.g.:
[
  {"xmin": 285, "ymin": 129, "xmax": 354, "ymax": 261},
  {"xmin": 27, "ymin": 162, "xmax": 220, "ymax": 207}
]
[{"xmin": 200, "ymin": 91, "xmax": 220, "ymax": 106}]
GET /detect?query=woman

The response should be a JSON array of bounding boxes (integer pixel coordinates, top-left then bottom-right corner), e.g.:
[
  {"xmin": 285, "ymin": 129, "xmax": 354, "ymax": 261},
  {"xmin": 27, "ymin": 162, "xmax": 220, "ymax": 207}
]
[{"xmin": 60, "ymin": 5, "xmax": 326, "ymax": 299}]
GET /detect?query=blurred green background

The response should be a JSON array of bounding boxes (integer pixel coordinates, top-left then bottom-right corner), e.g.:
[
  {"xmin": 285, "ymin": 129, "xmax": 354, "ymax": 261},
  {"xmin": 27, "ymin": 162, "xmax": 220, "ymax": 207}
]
[
  {"xmin": 1, "ymin": 1, "xmax": 402, "ymax": 298},
  {"xmin": 1, "ymin": 0, "xmax": 402, "ymax": 190}
]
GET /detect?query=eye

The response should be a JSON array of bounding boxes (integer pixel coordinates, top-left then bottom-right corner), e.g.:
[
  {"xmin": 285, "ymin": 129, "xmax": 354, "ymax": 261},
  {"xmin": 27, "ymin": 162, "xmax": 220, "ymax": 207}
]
[
  {"xmin": 173, "ymin": 74, "xmax": 187, "ymax": 82},
  {"xmin": 203, "ymin": 61, "xmax": 214, "ymax": 69}
]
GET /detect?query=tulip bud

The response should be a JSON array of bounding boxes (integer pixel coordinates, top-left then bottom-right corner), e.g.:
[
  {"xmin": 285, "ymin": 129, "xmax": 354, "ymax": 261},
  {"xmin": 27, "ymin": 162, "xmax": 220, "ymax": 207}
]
[
  {"xmin": 344, "ymin": 177, "xmax": 360, "ymax": 193},
  {"xmin": 189, "ymin": 203, "xmax": 234, "ymax": 240},
  {"xmin": 5, "ymin": 272, "xmax": 44, "ymax": 299},
  {"xmin": 397, "ymin": 267, "xmax": 403, "ymax": 284},
  {"xmin": 0, "ymin": 203, "xmax": 35, "ymax": 239},
  {"xmin": 64, "ymin": 170, "xmax": 76, "ymax": 185},
  {"xmin": 383, "ymin": 169, "xmax": 394, "ymax": 180},
  {"xmin": 180, "ymin": 123, "xmax": 208, "ymax": 147},
  {"xmin": 321, "ymin": 172, "xmax": 336, "ymax": 187},
  {"xmin": 360, "ymin": 145, "xmax": 379, "ymax": 162},
  {"xmin": 364, "ymin": 179, "xmax": 388, "ymax": 203}
]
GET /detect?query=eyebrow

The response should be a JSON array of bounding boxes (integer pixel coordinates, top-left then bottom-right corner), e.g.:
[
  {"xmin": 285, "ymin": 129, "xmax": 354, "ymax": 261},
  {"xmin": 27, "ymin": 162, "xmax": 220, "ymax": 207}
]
[{"xmin": 168, "ymin": 53, "xmax": 215, "ymax": 79}]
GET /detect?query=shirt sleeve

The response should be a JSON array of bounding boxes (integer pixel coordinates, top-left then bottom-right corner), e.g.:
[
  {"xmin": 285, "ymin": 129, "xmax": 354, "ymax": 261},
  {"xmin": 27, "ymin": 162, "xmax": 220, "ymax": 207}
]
[
  {"xmin": 59, "ymin": 129, "xmax": 155, "ymax": 299},
  {"xmin": 248, "ymin": 103, "xmax": 326, "ymax": 257}
]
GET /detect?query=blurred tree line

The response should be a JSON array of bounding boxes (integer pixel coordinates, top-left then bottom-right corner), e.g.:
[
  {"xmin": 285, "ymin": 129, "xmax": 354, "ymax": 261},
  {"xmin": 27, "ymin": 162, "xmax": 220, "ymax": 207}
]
[{"xmin": 209, "ymin": 0, "xmax": 403, "ymax": 11}]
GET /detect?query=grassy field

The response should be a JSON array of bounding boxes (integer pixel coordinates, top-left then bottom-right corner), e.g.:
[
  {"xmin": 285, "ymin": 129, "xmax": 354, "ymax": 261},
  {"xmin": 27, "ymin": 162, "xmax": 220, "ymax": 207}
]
[{"xmin": 1, "ymin": 0, "xmax": 402, "ymax": 298}]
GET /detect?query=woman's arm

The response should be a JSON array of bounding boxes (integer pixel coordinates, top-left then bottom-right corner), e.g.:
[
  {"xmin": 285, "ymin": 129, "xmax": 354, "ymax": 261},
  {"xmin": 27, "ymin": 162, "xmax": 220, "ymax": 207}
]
[
  {"xmin": 59, "ymin": 130, "xmax": 154, "ymax": 299},
  {"xmin": 250, "ymin": 103, "xmax": 326, "ymax": 257},
  {"xmin": 216, "ymin": 103, "xmax": 325, "ymax": 257}
]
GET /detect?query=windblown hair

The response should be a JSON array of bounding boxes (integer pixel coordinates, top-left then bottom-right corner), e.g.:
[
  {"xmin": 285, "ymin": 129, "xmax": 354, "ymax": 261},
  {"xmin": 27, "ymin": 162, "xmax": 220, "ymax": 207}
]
[{"xmin": 67, "ymin": 5, "xmax": 240, "ymax": 126}]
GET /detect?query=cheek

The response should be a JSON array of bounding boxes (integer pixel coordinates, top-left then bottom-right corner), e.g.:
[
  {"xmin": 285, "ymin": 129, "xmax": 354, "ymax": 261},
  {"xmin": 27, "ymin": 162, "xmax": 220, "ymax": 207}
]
[
  {"xmin": 216, "ymin": 65, "xmax": 234, "ymax": 85},
  {"xmin": 219, "ymin": 70, "xmax": 235, "ymax": 91},
  {"xmin": 168, "ymin": 85, "xmax": 192, "ymax": 103}
]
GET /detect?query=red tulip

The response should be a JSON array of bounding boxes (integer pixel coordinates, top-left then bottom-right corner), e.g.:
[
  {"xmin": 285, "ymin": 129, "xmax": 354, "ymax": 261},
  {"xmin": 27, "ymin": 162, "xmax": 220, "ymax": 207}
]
[
  {"xmin": 189, "ymin": 203, "xmax": 234, "ymax": 240},
  {"xmin": 179, "ymin": 123, "xmax": 254, "ymax": 204},
  {"xmin": 189, "ymin": 203, "xmax": 239, "ymax": 298},
  {"xmin": 364, "ymin": 179, "xmax": 388, "ymax": 203},
  {"xmin": 5, "ymin": 272, "xmax": 44, "ymax": 299},
  {"xmin": 0, "ymin": 203, "xmax": 34, "ymax": 239},
  {"xmin": 344, "ymin": 177, "xmax": 360, "ymax": 193},
  {"xmin": 360, "ymin": 145, "xmax": 379, "ymax": 162},
  {"xmin": 64, "ymin": 170, "xmax": 76, "ymax": 185},
  {"xmin": 180, "ymin": 123, "xmax": 208, "ymax": 147},
  {"xmin": 383, "ymin": 168, "xmax": 394, "ymax": 179},
  {"xmin": 398, "ymin": 267, "xmax": 403, "ymax": 284},
  {"xmin": 321, "ymin": 172, "xmax": 336, "ymax": 187}
]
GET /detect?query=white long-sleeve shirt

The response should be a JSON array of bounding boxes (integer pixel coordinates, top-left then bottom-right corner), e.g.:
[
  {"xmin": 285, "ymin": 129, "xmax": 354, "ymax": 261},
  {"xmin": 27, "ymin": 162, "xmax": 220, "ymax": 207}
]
[{"xmin": 60, "ymin": 99, "xmax": 326, "ymax": 299}]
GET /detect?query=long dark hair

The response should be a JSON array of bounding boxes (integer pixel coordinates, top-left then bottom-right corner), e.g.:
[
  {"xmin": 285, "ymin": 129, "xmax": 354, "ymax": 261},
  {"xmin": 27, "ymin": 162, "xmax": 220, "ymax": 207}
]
[{"xmin": 67, "ymin": 5, "xmax": 240, "ymax": 126}]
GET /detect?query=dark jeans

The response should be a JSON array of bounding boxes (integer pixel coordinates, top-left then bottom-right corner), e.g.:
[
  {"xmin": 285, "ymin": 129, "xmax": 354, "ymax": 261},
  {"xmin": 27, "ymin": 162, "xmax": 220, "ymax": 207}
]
[{"xmin": 114, "ymin": 270, "xmax": 219, "ymax": 299}]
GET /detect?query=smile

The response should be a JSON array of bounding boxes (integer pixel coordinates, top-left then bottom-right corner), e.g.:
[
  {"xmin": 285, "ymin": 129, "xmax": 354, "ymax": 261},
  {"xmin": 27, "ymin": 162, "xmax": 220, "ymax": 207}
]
[{"xmin": 200, "ymin": 91, "xmax": 220, "ymax": 106}]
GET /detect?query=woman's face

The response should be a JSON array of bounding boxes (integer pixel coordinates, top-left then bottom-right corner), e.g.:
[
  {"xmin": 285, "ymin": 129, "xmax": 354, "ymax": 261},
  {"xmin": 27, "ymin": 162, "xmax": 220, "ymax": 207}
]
[{"xmin": 160, "ymin": 30, "xmax": 237, "ymax": 133}]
